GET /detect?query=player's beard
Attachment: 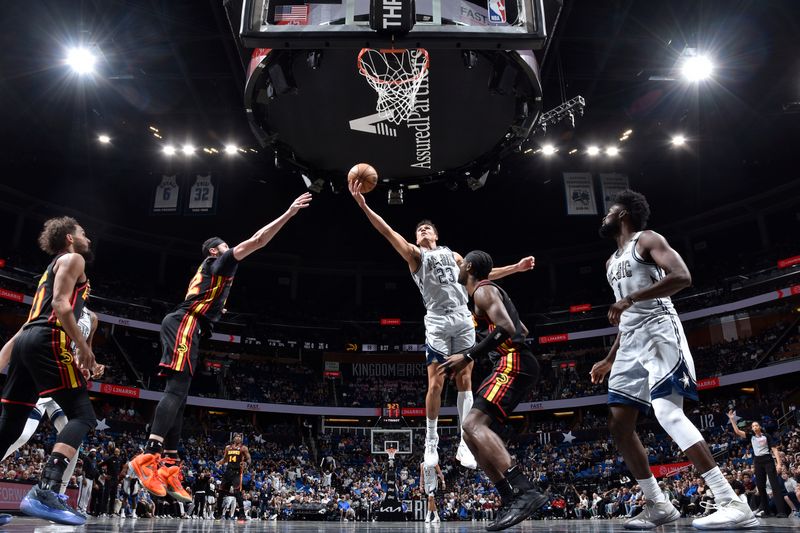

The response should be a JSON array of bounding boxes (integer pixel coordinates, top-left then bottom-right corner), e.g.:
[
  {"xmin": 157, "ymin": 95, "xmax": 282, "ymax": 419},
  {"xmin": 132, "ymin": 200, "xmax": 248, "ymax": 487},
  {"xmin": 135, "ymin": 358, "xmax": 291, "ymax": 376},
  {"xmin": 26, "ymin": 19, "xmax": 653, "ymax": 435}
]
[
  {"xmin": 598, "ymin": 218, "xmax": 621, "ymax": 240},
  {"xmin": 79, "ymin": 247, "xmax": 95, "ymax": 264}
]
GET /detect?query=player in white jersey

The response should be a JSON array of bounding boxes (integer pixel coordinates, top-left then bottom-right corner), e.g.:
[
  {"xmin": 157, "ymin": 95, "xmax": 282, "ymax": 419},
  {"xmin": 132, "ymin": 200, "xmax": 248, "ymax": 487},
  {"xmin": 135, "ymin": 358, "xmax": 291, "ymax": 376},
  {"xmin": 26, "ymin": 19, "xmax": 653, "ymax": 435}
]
[
  {"xmin": 420, "ymin": 462, "xmax": 444, "ymax": 524},
  {"xmin": 590, "ymin": 190, "xmax": 757, "ymax": 530},
  {"xmin": 350, "ymin": 180, "xmax": 534, "ymax": 469},
  {"xmin": 0, "ymin": 307, "xmax": 98, "ymax": 495}
]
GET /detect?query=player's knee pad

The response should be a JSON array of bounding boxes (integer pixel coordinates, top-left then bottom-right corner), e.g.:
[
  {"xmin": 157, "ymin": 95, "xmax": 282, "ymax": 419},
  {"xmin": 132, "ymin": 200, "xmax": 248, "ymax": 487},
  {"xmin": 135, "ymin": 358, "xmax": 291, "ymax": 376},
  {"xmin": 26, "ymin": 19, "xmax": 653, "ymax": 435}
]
[{"xmin": 651, "ymin": 394, "xmax": 703, "ymax": 451}]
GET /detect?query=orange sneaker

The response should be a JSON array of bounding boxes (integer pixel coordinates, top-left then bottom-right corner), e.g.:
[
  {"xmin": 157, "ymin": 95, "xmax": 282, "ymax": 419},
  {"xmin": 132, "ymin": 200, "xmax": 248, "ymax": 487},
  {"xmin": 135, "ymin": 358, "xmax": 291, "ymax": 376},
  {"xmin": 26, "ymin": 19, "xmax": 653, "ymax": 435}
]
[
  {"xmin": 128, "ymin": 453, "xmax": 166, "ymax": 498},
  {"xmin": 158, "ymin": 462, "xmax": 192, "ymax": 503}
]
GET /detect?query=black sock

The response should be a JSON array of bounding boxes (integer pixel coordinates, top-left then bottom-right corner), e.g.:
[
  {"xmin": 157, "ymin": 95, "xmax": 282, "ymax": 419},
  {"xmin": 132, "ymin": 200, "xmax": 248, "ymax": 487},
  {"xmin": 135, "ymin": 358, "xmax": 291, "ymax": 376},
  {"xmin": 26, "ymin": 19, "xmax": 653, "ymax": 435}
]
[
  {"xmin": 496, "ymin": 477, "xmax": 514, "ymax": 502},
  {"xmin": 504, "ymin": 465, "xmax": 532, "ymax": 493},
  {"xmin": 144, "ymin": 439, "xmax": 164, "ymax": 456},
  {"xmin": 40, "ymin": 452, "xmax": 70, "ymax": 492}
]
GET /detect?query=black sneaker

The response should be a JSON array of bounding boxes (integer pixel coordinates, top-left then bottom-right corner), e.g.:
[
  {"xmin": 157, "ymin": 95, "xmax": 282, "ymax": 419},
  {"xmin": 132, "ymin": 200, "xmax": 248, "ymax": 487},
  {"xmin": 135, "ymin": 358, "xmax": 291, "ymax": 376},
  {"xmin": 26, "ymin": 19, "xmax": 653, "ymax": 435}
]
[
  {"xmin": 486, "ymin": 488, "xmax": 548, "ymax": 531},
  {"xmin": 20, "ymin": 486, "xmax": 86, "ymax": 525}
]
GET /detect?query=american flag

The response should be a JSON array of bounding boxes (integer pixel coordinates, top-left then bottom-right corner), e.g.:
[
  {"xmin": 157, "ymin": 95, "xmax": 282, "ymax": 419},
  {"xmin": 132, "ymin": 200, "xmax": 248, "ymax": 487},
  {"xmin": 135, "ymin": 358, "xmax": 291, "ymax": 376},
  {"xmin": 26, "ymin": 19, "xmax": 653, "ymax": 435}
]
[{"xmin": 275, "ymin": 5, "xmax": 309, "ymax": 24}]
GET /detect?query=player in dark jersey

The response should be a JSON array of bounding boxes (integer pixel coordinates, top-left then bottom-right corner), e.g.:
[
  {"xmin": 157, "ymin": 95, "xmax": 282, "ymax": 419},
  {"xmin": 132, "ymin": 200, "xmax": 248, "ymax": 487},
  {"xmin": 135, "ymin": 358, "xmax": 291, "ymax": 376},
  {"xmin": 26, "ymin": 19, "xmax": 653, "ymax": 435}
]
[
  {"xmin": 129, "ymin": 192, "xmax": 311, "ymax": 501},
  {"xmin": 217, "ymin": 434, "xmax": 250, "ymax": 518},
  {"xmin": 440, "ymin": 250, "xmax": 545, "ymax": 531},
  {"xmin": 0, "ymin": 217, "xmax": 103, "ymax": 526}
]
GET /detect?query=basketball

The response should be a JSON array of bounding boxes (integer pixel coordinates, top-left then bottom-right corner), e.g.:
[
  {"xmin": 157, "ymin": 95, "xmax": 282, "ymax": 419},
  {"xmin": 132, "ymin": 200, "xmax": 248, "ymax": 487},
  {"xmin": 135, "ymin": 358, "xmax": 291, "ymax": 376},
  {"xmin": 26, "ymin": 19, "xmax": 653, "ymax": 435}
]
[{"xmin": 348, "ymin": 163, "xmax": 379, "ymax": 193}]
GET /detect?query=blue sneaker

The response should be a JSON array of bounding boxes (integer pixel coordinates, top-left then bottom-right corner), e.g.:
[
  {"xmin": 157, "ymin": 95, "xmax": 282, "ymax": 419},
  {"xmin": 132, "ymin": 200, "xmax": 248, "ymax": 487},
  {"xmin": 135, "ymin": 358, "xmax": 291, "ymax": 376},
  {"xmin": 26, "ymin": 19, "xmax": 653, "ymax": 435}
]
[
  {"xmin": 0, "ymin": 513, "xmax": 12, "ymax": 525},
  {"xmin": 19, "ymin": 486, "xmax": 86, "ymax": 525}
]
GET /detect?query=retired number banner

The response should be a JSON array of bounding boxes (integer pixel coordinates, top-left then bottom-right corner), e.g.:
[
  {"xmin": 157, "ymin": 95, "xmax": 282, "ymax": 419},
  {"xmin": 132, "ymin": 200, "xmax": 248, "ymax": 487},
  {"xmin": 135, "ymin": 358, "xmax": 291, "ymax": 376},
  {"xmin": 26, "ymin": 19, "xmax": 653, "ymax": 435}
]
[{"xmin": 563, "ymin": 173, "xmax": 597, "ymax": 215}]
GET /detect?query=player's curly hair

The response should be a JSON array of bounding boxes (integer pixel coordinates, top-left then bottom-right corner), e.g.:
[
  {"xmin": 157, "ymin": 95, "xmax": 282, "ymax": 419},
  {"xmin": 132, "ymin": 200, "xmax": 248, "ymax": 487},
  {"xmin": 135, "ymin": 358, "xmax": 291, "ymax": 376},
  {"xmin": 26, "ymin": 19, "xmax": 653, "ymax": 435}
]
[
  {"xmin": 37, "ymin": 216, "xmax": 79, "ymax": 256},
  {"xmin": 465, "ymin": 250, "xmax": 493, "ymax": 280},
  {"xmin": 613, "ymin": 189, "xmax": 651, "ymax": 231}
]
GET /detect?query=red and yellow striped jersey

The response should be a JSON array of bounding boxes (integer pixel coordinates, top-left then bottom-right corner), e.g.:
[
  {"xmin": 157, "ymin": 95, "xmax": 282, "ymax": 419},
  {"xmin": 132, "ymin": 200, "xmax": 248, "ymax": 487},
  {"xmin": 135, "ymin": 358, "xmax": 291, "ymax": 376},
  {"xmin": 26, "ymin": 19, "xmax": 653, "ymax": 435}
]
[
  {"xmin": 472, "ymin": 280, "xmax": 527, "ymax": 358},
  {"xmin": 26, "ymin": 254, "xmax": 90, "ymax": 330},
  {"xmin": 175, "ymin": 249, "xmax": 239, "ymax": 326}
]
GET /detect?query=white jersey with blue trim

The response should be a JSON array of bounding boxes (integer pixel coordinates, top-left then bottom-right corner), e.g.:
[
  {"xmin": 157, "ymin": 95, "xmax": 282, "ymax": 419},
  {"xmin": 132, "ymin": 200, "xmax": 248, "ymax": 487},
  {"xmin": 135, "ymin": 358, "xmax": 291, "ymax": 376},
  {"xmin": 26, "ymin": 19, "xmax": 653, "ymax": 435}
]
[
  {"xmin": 606, "ymin": 232, "xmax": 677, "ymax": 333},
  {"xmin": 70, "ymin": 307, "xmax": 92, "ymax": 353},
  {"xmin": 411, "ymin": 246, "xmax": 468, "ymax": 314},
  {"xmin": 423, "ymin": 464, "xmax": 438, "ymax": 494}
]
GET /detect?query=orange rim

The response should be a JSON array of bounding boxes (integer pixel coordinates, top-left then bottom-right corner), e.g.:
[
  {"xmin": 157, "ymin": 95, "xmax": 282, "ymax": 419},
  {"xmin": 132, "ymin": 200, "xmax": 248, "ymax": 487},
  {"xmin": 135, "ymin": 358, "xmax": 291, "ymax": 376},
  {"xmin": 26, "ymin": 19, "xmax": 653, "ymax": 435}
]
[{"xmin": 357, "ymin": 48, "xmax": 430, "ymax": 86}]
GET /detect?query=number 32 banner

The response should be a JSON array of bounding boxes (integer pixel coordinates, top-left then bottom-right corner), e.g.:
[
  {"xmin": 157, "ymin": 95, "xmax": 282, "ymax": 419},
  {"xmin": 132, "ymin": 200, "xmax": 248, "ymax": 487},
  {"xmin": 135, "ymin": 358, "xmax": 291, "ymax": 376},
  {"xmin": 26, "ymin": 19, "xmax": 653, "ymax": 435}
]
[{"xmin": 187, "ymin": 174, "xmax": 218, "ymax": 215}]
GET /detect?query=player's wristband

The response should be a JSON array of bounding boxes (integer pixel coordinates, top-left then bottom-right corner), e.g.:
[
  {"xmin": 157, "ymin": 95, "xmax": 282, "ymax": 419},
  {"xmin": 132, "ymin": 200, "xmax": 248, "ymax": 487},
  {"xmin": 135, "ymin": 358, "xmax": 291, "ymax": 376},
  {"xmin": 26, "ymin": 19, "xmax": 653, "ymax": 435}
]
[{"xmin": 464, "ymin": 325, "xmax": 512, "ymax": 362}]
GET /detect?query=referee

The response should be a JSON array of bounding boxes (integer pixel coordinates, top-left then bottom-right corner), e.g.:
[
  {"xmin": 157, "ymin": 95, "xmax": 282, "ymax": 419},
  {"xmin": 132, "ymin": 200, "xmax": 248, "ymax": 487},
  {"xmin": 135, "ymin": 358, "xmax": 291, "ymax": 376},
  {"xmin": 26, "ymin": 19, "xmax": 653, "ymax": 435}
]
[{"xmin": 728, "ymin": 410, "xmax": 789, "ymax": 517}]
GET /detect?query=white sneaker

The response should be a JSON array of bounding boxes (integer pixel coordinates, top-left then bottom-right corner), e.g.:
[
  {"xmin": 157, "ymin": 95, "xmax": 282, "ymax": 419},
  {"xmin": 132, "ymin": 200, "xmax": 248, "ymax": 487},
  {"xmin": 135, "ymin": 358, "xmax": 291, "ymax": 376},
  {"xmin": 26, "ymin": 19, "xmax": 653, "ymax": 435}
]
[
  {"xmin": 425, "ymin": 513, "xmax": 432, "ymax": 524},
  {"xmin": 423, "ymin": 440, "xmax": 439, "ymax": 468},
  {"xmin": 624, "ymin": 500, "xmax": 680, "ymax": 529},
  {"xmin": 692, "ymin": 500, "xmax": 759, "ymax": 530},
  {"xmin": 432, "ymin": 514, "xmax": 440, "ymax": 523},
  {"xmin": 456, "ymin": 440, "xmax": 477, "ymax": 469}
]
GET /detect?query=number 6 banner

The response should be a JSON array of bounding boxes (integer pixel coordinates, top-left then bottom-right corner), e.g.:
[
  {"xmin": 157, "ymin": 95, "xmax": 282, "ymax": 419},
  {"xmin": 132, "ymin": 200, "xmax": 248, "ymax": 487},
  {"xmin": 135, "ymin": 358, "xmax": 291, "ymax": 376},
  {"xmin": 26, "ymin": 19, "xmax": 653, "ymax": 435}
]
[
  {"xmin": 187, "ymin": 174, "xmax": 218, "ymax": 215},
  {"xmin": 152, "ymin": 175, "xmax": 180, "ymax": 214}
]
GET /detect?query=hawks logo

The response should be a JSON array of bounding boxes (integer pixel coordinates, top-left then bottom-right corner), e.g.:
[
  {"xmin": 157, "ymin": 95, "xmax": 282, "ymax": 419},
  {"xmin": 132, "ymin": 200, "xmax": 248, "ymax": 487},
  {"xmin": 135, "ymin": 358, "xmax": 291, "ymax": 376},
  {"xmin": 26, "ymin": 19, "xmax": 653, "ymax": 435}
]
[
  {"xmin": 177, "ymin": 343, "xmax": 189, "ymax": 354},
  {"xmin": 59, "ymin": 351, "xmax": 73, "ymax": 365},
  {"xmin": 495, "ymin": 373, "xmax": 509, "ymax": 384}
]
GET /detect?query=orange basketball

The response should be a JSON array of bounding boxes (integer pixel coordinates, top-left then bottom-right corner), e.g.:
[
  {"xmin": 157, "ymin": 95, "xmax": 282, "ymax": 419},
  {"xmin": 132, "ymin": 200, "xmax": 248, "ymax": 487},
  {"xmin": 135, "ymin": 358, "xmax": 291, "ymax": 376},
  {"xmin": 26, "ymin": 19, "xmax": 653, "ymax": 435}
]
[{"xmin": 348, "ymin": 163, "xmax": 379, "ymax": 193}]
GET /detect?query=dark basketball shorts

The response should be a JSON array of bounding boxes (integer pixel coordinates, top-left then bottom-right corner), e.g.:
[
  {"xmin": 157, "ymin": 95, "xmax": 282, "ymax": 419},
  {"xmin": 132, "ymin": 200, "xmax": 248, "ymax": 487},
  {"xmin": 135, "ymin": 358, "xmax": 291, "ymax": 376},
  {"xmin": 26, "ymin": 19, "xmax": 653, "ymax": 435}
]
[
  {"xmin": 1, "ymin": 325, "xmax": 86, "ymax": 407},
  {"xmin": 222, "ymin": 468, "xmax": 242, "ymax": 492},
  {"xmin": 158, "ymin": 311, "xmax": 201, "ymax": 376},
  {"xmin": 473, "ymin": 348, "xmax": 540, "ymax": 424}
]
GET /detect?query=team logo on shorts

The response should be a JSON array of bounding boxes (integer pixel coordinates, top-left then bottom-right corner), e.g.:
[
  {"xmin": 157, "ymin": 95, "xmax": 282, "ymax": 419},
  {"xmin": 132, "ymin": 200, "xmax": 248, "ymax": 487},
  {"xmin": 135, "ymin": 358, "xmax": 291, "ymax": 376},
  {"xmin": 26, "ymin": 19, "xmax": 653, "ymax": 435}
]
[
  {"xmin": 495, "ymin": 373, "xmax": 509, "ymax": 384},
  {"xmin": 177, "ymin": 343, "xmax": 188, "ymax": 354},
  {"xmin": 59, "ymin": 351, "xmax": 73, "ymax": 364}
]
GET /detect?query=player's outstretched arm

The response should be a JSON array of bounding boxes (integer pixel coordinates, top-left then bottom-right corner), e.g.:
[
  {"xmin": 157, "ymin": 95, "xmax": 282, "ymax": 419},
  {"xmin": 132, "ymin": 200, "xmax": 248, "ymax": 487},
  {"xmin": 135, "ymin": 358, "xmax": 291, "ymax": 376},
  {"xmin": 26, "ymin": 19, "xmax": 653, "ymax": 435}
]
[
  {"xmin": 348, "ymin": 179, "xmax": 420, "ymax": 270},
  {"xmin": 727, "ymin": 411, "xmax": 747, "ymax": 438},
  {"xmin": 233, "ymin": 192, "xmax": 312, "ymax": 261},
  {"xmin": 487, "ymin": 256, "xmax": 536, "ymax": 280}
]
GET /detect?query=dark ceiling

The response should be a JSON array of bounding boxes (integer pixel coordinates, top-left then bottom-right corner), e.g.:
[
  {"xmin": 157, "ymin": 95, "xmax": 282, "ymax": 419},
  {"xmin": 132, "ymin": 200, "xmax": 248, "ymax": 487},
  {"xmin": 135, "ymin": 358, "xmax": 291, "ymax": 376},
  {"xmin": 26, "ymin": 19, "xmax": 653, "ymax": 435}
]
[{"xmin": 1, "ymin": 0, "xmax": 798, "ymax": 270}]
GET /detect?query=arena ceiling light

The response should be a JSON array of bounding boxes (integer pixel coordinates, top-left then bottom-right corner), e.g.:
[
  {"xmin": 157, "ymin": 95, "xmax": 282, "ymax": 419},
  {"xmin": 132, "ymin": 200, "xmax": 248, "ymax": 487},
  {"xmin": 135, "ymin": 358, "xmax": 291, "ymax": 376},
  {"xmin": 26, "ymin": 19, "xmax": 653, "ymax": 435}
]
[
  {"xmin": 224, "ymin": 144, "xmax": 238, "ymax": 155},
  {"xmin": 162, "ymin": 145, "xmax": 176, "ymax": 156},
  {"xmin": 66, "ymin": 47, "xmax": 96, "ymax": 75},
  {"xmin": 606, "ymin": 146, "xmax": 619, "ymax": 157},
  {"xmin": 586, "ymin": 146, "xmax": 600, "ymax": 156},
  {"xmin": 182, "ymin": 144, "xmax": 195, "ymax": 156},
  {"xmin": 681, "ymin": 55, "xmax": 714, "ymax": 82},
  {"xmin": 542, "ymin": 144, "xmax": 557, "ymax": 156},
  {"xmin": 671, "ymin": 135, "xmax": 687, "ymax": 146},
  {"xmin": 97, "ymin": 134, "xmax": 111, "ymax": 144}
]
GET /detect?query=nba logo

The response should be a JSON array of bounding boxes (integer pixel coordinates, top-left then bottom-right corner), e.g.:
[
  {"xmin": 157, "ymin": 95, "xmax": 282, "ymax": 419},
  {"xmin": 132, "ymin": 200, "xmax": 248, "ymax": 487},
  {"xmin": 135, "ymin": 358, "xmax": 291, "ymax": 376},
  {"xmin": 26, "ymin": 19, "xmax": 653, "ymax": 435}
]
[{"xmin": 488, "ymin": 0, "xmax": 507, "ymax": 24}]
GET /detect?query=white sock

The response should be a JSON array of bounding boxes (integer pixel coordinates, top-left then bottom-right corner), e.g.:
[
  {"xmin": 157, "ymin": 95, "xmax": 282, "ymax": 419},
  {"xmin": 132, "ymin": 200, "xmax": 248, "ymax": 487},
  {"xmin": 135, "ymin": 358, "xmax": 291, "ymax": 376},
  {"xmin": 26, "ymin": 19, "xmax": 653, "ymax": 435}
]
[
  {"xmin": 426, "ymin": 417, "xmax": 438, "ymax": 442},
  {"xmin": 637, "ymin": 476, "xmax": 666, "ymax": 503},
  {"xmin": 457, "ymin": 391, "xmax": 473, "ymax": 438},
  {"xmin": 702, "ymin": 466, "xmax": 738, "ymax": 504}
]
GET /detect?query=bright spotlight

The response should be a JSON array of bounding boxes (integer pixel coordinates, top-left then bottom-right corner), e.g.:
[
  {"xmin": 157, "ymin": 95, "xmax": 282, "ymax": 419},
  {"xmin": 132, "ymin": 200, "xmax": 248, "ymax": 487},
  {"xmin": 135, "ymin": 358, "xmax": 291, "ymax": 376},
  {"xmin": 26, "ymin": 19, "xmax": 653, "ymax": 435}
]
[
  {"xmin": 97, "ymin": 134, "xmax": 111, "ymax": 144},
  {"xmin": 606, "ymin": 146, "xmax": 619, "ymax": 157},
  {"xmin": 681, "ymin": 55, "xmax": 714, "ymax": 82},
  {"xmin": 671, "ymin": 135, "xmax": 686, "ymax": 146},
  {"xmin": 586, "ymin": 146, "xmax": 600, "ymax": 156},
  {"xmin": 542, "ymin": 144, "xmax": 557, "ymax": 156},
  {"xmin": 182, "ymin": 144, "xmax": 195, "ymax": 155},
  {"xmin": 66, "ymin": 47, "xmax": 96, "ymax": 75},
  {"xmin": 163, "ymin": 145, "xmax": 176, "ymax": 156},
  {"xmin": 224, "ymin": 144, "xmax": 238, "ymax": 155}
]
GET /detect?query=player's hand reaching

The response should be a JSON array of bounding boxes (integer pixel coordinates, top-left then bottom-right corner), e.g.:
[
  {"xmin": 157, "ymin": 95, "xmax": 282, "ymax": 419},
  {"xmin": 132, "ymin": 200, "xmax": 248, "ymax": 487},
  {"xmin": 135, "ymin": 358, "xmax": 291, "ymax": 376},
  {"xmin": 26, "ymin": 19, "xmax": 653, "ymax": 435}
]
[
  {"xmin": 590, "ymin": 357, "xmax": 613, "ymax": 384},
  {"xmin": 607, "ymin": 298, "xmax": 632, "ymax": 326},
  {"xmin": 287, "ymin": 192, "xmax": 313, "ymax": 215},
  {"xmin": 516, "ymin": 256, "xmax": 535, "ymax": 271},
  {"xmin": 438, "ymin": 353, "xmax": 470, "ymax": 377},
  {"xmin": 727, "ymin": 409, "xmax": 737, "ymax": 420},
  {"xmin": 348, "ymin": 178, "xmax": 367, "ymax": 208}
]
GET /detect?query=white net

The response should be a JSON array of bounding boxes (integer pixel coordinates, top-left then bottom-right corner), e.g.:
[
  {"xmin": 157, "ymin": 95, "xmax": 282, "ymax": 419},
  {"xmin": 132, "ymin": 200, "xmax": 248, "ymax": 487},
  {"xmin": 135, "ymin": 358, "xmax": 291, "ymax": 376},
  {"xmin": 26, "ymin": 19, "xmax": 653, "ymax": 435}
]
[{"xmin": 358, "ymin": 48, "xmax": 430, "ymax": 124}]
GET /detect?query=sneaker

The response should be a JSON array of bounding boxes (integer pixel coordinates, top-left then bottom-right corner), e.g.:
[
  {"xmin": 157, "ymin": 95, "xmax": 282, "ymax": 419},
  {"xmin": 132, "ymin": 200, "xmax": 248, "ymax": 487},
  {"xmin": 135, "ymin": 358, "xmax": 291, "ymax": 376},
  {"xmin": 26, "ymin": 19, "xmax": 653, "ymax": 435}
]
[
  {"xmin": 0, "ymin": 514, "xmax": 11, "ymax": 526},
  {"xmin": 456, "ymin": 440, "xmax": 478, "ymax": 470},
  {"xmin": 753, "ymin": 509, "xmax": 764, "ymax": 517},
  {"xmin": 129, "ymin": 453, "xmax": 167, "ymax": 498},
  {"xmin": 157, "ymin": 463, "xmax": 192, "ymax": 503},
  {"xmin": 423, "ymin": 439, "xmax": 439, "ymax": 468},
  {"xmin": 432, "ymin": 514, "xmax": 440, "ymax": 523},
  {"xmin": 425, "ymin": 512, "xmax": 431, "ymax": 524},
  {"xmin": 20, "ymin": 486, "xmax": 86, "ymax": 526},
  {"xmin": 624, "ymin": 500, "xmax": 680, "ymax": 529},
  {"xmin": 486, "ymin": 488, "xmax": 548, "ymax": 531},
  {"xmin": 692, "ymin": 500, "xmax": 759, "ymax": 529}
]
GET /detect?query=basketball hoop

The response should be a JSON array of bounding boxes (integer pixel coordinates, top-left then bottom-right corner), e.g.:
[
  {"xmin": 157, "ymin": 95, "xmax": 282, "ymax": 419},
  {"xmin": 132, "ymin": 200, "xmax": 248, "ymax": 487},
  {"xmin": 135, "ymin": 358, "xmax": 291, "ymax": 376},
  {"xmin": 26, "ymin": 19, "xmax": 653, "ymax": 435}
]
[
  {"xmin": 386, "ymin": 447, "xmax": 398, "ymax": 462},
  {"xmin": 357, "ymin": 48, "xmax": 430, "ymax": 124}
]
